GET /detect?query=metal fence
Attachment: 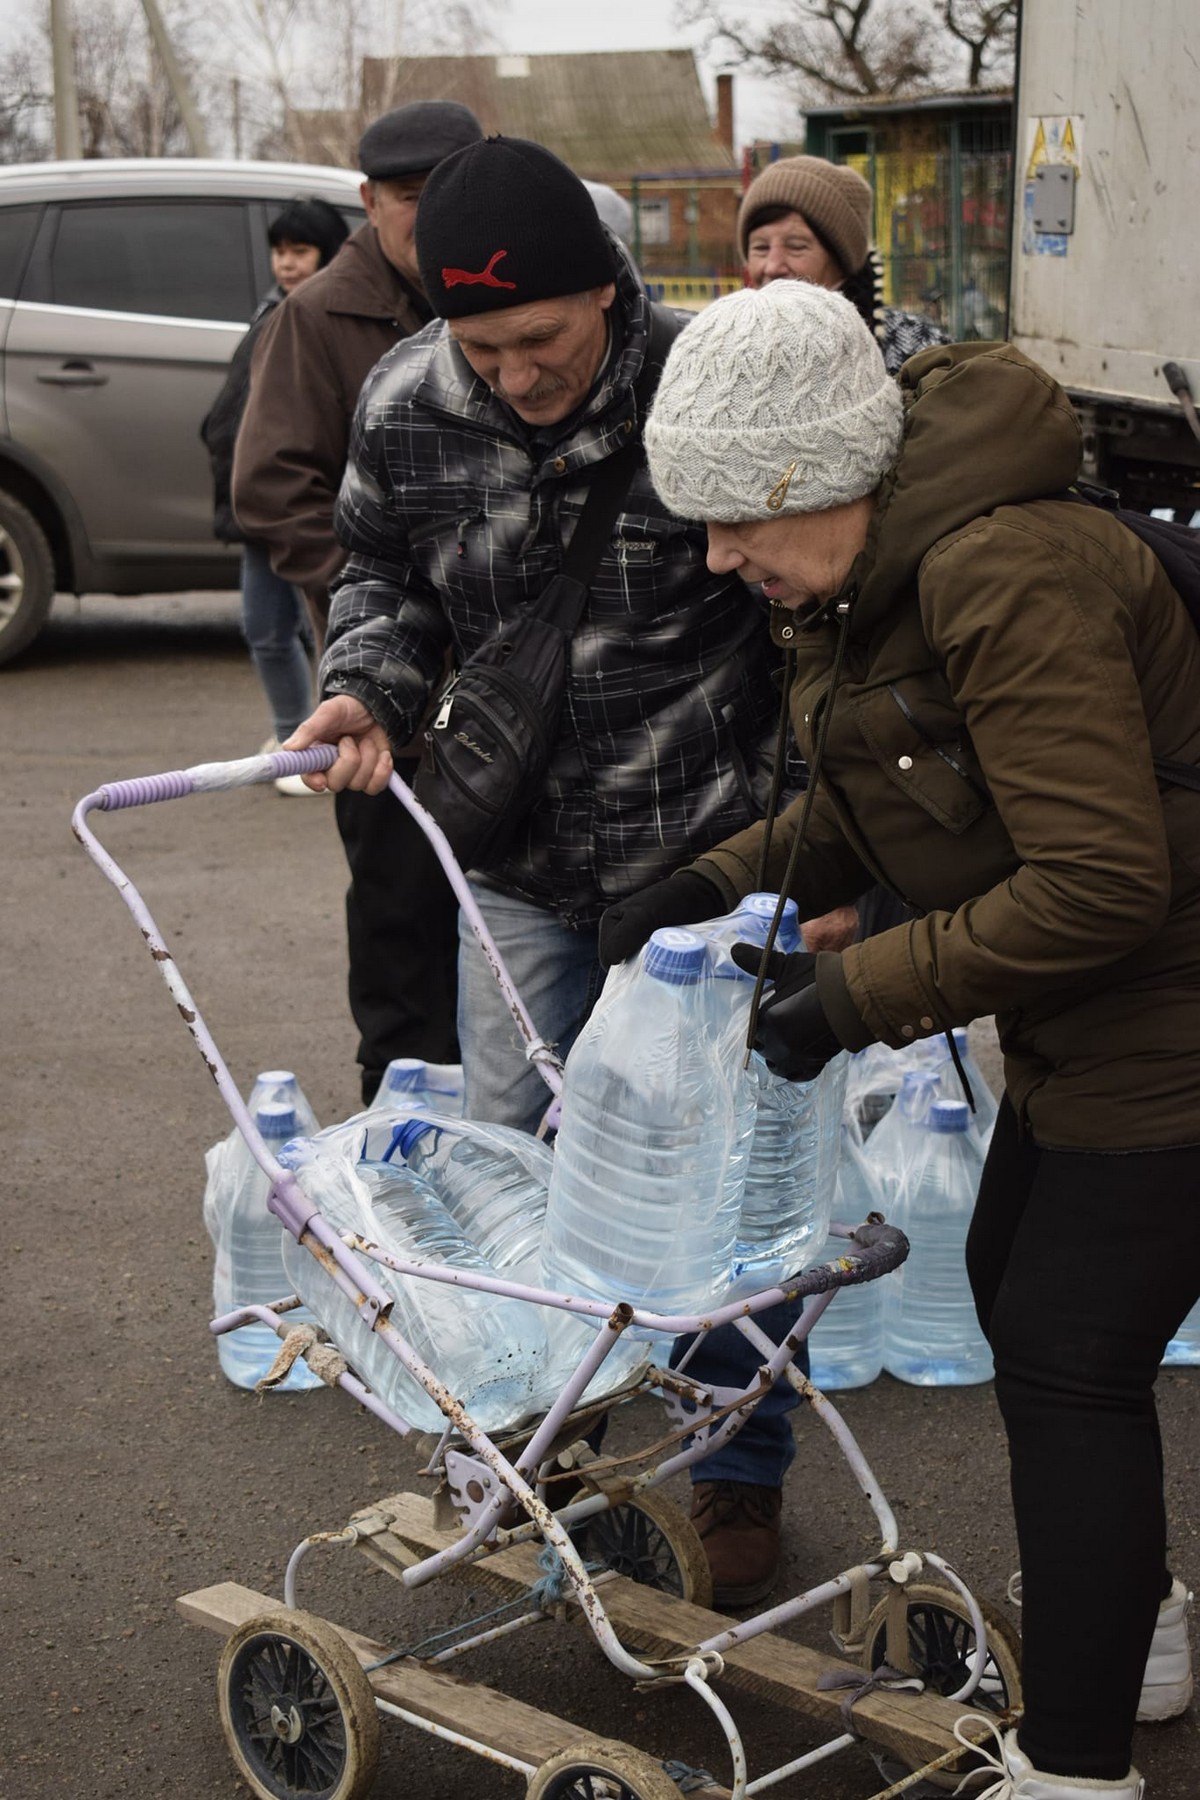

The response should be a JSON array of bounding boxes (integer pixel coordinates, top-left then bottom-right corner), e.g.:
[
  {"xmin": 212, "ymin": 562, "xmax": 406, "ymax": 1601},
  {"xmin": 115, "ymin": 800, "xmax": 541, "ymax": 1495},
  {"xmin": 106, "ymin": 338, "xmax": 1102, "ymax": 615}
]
[{"xmin": 820, "ymin": 108, "xmax": 1014, "ymax": 340}]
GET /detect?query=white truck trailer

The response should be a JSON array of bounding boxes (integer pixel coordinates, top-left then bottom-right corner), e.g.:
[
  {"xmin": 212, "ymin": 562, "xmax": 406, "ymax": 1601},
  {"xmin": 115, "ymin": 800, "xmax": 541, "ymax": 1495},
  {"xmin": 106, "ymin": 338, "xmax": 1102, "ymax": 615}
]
[{"xmin": 1010, "ymin": 0, "xmax": 1200, "ymax": 512}]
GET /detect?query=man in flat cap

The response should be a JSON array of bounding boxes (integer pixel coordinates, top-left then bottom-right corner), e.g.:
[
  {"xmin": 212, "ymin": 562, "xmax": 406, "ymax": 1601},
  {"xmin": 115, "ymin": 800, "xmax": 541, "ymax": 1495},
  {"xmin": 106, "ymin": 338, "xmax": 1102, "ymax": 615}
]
[
  {"xmin": 232, "ymin": 100, "xmax": 482, "ymax": 1106},
  {"xmin": 288, "ymin": 137, "xmax": 800, "ymax": 1607}
]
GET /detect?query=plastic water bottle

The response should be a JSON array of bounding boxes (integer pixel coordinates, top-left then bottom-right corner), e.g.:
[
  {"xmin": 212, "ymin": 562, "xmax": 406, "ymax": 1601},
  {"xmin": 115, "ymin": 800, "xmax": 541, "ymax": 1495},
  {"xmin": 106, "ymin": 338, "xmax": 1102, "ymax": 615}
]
[
  {"xmin": 371, "ymin": 1058, "xmax": 464, "ymax": 1118},
  {"xmin": 1162, "ymin": 1295, "xmax": 1200, "ymax": 1366},
  {"xmin": 807, "ymin": 1123, "xmax": 887, "ymax": 1388},
  {"xmin": 883, "ymin": 1099, "xmax": 993, "ymax": 1386},
  {"xmin": 693, "ymin": 892, "xmax": 835, "ymax": 1299},
  {"xmin": 281, "ymin": 1152, "xmax": 548, "ymax": 1432},
  {"xmin": 390, "ymin": 1115, "xmax": 555, "ymax": 1265},
  {"xmin": 543, "ymin": 927, "xmax": 739, "ymax": 1331},
  {"xmin": 864, "ymin": 1068, "xmax": 941, "ymax": 1209},
  {"xmin": 206, "ymin": 1100, "xmax": 323, "ymax": 1392}
]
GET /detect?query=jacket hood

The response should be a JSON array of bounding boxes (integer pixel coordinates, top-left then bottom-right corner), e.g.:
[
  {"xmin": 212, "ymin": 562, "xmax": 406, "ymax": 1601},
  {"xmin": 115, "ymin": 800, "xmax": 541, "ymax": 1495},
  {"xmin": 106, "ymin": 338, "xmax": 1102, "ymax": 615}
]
[{"xmin": 850, "ymin": 341, "xmax": 1083, "ymax": 636}]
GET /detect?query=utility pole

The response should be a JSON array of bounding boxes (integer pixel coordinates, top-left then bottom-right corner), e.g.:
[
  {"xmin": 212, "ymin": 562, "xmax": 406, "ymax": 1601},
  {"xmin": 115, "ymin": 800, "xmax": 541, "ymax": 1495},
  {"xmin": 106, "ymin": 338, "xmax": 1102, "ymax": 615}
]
[
  {"xmin": 138, "ymin": 0, "xmax": 211, "ymax": 156},
  {"xmin": 231, "ymin": 76, "xmax": 242, "ymax": 159},
  {"xmin": 50, "ymin": 0, "xmax": 82, "ymax": 159}
]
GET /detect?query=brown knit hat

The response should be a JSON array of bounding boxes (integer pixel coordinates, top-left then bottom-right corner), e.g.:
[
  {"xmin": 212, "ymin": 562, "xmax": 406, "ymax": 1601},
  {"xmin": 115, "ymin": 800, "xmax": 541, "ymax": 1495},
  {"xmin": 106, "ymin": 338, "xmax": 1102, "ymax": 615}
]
[{"xmin": 736, "ymin": 155, "xmax": 873, "ymax": 275}]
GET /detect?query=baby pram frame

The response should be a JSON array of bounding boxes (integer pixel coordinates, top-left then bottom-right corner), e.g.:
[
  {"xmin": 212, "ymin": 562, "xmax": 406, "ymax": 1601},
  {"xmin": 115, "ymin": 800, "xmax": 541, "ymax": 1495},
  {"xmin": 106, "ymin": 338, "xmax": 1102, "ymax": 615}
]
[{"xmin": 73, "ymin": 744, "xmax": 1021, "ymax": 1800}]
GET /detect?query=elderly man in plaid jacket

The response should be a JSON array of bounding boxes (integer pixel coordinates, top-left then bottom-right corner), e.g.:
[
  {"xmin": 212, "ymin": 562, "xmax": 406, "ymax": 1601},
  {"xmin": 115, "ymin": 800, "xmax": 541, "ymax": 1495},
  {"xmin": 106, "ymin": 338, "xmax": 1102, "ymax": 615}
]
[{"xmin": 290, "ymin": 138, "xmax": 797, "ymax": 1606}]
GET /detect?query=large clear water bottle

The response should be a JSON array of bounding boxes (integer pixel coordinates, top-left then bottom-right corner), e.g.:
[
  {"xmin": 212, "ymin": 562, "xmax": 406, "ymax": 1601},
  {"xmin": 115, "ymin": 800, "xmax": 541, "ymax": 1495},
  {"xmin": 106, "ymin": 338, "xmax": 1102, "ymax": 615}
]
[
  {"xmin": 864, "ymin": 1067, "xmax": 941, "ymax": 1210},
  {"xmin": 883, "ymin": 1098, "xmax": 993, "ymax": 1386},
  {"xmin": 207, "ymin": 1099, "xmax": 323, "ymax": 1392},
  {"xmin": 370, "ymin": 1058, "xmax": 464, "ymax": 1118},
  {"xmin": 695, "ymin": 892, "xmax": 835, "ymax": 1300},
  {"xmin": 543, "ymin": 927, "xmax": 739, "ymax": 1331},
  {"xmin": 807, "ymin": 1123, "xmax": 887, "ymax": 1389},
  {"xmin": 1162, "ymin": 1295, "xmax": 1200, "ymax": 1366},
  {"xmin": 281, "ymin": 1153, "xmax": 548, "ymax": 1432}
]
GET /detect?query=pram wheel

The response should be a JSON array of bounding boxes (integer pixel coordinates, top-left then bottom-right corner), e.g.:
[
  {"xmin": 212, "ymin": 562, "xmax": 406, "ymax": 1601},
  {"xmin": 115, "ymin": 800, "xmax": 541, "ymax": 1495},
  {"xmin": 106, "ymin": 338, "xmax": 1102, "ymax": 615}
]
[
  {"xmin": 860, "ymin": 1582, "xmax": 1022, "ymax": 1793},
  {"xmin": 218, "ymin": 1609, "xmax": 380, "ymax": 1800},
  {"xmin": 527, "ymin": 1737, "xmax": 684, "ymax": 1799},
  {"xmin": 577, "ymin": 1490, "xmax": 713, "ymax": 1608}
]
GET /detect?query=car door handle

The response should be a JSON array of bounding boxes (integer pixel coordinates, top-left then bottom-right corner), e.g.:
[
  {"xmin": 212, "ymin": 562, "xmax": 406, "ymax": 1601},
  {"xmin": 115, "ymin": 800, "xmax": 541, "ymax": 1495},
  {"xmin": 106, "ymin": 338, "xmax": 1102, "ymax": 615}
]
[{"xmin": 36, "ymin": 361, "xmax": 109, "ymax": 387}]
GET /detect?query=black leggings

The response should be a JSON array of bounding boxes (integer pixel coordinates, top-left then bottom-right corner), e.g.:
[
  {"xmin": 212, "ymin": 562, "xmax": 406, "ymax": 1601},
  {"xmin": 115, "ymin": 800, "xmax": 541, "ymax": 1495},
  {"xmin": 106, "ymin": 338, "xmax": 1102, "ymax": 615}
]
[{"xmin": 965, "ymin": 1098, "xmax": 1200, "ymax": 1778}]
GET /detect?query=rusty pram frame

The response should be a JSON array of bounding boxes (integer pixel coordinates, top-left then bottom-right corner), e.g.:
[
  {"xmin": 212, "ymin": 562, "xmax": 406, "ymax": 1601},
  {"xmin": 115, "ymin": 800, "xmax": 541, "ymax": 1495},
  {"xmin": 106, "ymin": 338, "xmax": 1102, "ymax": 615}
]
[{"xmin": 72, "ymin": 744, "xmax": 1021, "ymax": 1800}]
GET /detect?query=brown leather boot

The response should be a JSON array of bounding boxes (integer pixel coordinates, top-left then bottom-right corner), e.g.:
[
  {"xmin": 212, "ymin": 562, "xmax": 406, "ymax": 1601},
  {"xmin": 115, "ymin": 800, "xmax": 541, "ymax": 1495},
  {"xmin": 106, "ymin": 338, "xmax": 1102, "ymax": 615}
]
[{"xmin": 690, "ymin": 1480, "xmax": 783, "ymax": 1608}]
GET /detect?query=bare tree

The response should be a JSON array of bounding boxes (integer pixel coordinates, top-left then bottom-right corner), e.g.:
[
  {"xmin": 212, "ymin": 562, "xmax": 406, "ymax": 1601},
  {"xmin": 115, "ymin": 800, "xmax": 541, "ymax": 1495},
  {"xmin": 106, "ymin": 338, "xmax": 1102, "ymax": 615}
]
[
  {"xmin": 0, "ymin": 38, "xmax": 53, "ymax": 163},
  {"xmin": 675, "ymin": 0, "xmax": 1015, "ymax": 105},
  {"xmin": 940, "ymin": 0, "xmax": 1018, "ymax": 89}
]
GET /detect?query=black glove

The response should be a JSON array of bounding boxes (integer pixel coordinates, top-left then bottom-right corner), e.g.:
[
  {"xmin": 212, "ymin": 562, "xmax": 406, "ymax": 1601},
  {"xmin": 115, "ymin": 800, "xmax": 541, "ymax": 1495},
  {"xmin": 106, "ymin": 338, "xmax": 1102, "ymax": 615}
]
[
  {"xmin": 730, "ymin": 943, "xmax": 844, "ymax": 1082},
  {"xmin": 598, "ymin": 870, "xmax": 723, "ymax": 969}
]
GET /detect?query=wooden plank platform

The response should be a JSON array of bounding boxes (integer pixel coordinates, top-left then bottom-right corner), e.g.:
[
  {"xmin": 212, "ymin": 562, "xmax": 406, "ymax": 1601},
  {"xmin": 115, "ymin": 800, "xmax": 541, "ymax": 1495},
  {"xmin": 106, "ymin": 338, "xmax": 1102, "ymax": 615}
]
[
  {"xmin": 178, "ymin": 1580, "xmax": 732, "ymax": 1799},
  {"xmin": 350, "ymin": 1490, "xmax": 990, "ymax": 1777}
]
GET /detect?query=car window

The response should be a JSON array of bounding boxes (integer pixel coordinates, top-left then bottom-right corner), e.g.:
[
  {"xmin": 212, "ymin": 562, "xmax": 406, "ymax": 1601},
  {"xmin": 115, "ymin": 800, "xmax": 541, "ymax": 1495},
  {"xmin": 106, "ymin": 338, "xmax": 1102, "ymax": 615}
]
[
  {"xmin": 0, "ymin": 205, "xmax": 42, "ymax": 299},
  {"xmin": 50, "ymin": 201, "xmax": 256, "ymax": 322}
]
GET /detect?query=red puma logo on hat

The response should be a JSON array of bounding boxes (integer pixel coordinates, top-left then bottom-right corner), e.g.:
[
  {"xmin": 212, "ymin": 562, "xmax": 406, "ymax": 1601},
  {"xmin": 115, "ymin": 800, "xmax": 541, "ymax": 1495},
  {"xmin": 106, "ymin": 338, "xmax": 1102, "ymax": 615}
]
[{"xmin": 442, "ymin": 249, "xmax": 517, "ymax": 290}]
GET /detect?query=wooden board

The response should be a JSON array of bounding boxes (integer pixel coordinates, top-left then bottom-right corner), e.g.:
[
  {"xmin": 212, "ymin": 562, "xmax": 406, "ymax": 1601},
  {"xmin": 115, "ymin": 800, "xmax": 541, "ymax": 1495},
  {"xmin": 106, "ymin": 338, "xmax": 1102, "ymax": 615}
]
[
  {"xmin": 178, "ymin": 1580, "xmax": 731, "ymax": 1798},
  {"xmin": 354, "ymin": 1490, "xmax": 991, "ymax": 1775}
]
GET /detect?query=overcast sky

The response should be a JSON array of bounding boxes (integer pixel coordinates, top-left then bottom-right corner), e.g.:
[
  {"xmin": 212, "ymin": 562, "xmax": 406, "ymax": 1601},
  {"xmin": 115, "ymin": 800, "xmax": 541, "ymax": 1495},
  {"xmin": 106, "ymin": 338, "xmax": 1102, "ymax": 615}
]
[{"xmin": 493, "ymin": 0, "xmax": 801, "ymax": 145}]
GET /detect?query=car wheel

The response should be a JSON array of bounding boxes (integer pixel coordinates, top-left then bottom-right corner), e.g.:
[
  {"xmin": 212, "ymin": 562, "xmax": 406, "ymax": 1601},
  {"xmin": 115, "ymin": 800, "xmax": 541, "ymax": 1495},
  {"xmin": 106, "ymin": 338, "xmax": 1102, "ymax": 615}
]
[{"xmin": 0, "ymin": 490, "xmax": 56, "ymax": 666}]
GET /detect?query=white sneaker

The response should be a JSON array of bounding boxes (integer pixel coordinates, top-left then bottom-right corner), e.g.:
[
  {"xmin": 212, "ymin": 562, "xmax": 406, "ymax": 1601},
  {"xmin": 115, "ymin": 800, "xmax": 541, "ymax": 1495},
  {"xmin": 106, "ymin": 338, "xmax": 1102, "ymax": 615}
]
[
  {"xmin": 953, "ymin": 1718, "xmax": 1144, "ymax": 1798},
  {"xmin": 1137, "ymin": 1576, "xmax": 1193, "ymax": 1721},
  {"xmin": 274, "ymin": 771, "xmax": 325, "ymax": 797}
]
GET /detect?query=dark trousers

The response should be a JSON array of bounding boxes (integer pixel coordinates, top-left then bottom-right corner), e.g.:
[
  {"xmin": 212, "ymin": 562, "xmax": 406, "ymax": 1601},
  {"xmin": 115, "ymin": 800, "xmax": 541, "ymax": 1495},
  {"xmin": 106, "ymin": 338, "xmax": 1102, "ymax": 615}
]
[
  {"xmin": 334, "ymin": 772, "xmax": 460, "ymax": 1102},
  {"xmin": 966, "ymin": 1097, "xmax": 1200, "ymax": 1778}
]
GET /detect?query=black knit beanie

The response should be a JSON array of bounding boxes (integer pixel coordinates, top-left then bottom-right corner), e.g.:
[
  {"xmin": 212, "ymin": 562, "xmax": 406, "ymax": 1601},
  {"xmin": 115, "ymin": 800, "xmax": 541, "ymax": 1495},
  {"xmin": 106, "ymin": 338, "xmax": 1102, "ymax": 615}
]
[
  {"xmin": 268, "ymin": 198, "xmax": 350, "ymax": 268},
  {"xmin": 416, "ymin": 136, "xmax": 618, "ymax": 318}
]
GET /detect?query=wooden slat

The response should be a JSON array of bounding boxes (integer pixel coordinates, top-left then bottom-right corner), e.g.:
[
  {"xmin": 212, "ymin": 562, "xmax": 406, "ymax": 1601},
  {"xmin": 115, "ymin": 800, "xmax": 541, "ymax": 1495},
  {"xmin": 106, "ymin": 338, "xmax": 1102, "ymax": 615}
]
[
  {"xmin": 364, "ymin": 1490, "xmax": 989, "ymax": 1774},
  {"xmin": 177, "ymin": 1581, "xmax": 731, "ymax": 1798}
]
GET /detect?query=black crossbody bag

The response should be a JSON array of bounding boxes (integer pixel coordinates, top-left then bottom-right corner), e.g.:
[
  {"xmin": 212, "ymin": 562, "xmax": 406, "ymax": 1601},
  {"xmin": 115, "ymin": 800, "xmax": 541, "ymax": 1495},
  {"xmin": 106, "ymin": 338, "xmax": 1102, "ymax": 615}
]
[{"xmin": 413, "ymin": 304, "xmax": 677, "ymax": 869}]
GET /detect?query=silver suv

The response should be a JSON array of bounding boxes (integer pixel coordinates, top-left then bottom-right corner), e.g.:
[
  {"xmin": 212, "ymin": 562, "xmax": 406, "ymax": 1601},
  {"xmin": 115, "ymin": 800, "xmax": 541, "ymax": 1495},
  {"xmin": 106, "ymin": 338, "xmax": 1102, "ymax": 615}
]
[{"xmin": 0, "ymin": 158, "xmax": 366, "ymax": 663}]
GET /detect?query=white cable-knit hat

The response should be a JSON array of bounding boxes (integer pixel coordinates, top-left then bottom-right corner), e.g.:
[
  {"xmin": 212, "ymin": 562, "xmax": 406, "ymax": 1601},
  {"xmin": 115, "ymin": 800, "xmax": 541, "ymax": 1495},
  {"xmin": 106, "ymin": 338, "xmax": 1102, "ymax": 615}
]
[{"xmin": 644, "ymin": 282, "xmax": 904, "ymax": 522}]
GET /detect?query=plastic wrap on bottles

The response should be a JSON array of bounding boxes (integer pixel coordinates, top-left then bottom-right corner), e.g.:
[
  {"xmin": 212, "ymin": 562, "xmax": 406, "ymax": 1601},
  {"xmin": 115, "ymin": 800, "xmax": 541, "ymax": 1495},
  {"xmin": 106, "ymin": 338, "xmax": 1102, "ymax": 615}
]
[
  {"xmin": 280, "ymin": 1132, "xmax": 548, "ymax": 1433},
  {"xmin": 205, "ymin": 1090, "xmax": 322, "ymax": 1392},
  {"xmin": 807, "ymin": 1121, "xmax": 887, "ymax": 1389},
  {"xmin": 369, "ymin": 1058, "xmax": 465, "ymax": 1118}
]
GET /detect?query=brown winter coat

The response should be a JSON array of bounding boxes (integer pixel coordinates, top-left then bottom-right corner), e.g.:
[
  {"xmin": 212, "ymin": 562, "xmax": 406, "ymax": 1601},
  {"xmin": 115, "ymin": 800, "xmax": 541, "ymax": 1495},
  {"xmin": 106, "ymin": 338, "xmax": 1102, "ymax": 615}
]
[
  {"xmin": 695, "ymin": 341, "xmax": 1200, "ymax": 1151},
  {"xmin": 231, "ymin": 223, "xmax": 428, "ymax": 622}
]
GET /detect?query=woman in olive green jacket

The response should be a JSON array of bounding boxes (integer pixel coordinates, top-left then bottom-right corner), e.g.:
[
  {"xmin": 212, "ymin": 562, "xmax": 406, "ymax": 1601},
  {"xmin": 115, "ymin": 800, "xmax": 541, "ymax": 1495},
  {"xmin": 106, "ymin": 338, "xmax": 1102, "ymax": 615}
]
[{"xmin": 601, "ymin": 281, "xmax": 1200, "ymax": 1798}]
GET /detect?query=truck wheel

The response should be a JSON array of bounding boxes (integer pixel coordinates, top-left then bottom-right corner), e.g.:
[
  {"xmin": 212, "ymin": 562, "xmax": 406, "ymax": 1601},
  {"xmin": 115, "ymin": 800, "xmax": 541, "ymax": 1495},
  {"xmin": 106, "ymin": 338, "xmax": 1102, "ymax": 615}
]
[{"xmin": 0, "ymin": 490, "xmax": 56, "ymax": 666}]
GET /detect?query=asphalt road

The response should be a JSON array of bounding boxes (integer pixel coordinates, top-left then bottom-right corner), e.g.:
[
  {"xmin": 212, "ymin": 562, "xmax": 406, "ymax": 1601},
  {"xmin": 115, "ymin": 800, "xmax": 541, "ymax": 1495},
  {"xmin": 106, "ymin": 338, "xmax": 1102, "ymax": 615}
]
[{"xmin": 3, "ymin": 591, "xmax": 1198, "ymax": 1799}]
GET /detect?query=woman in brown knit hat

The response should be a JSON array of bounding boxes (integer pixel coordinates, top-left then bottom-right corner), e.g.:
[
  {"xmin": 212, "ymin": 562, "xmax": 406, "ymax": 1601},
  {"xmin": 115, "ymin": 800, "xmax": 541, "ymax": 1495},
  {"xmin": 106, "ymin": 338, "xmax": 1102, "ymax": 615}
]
[{"xmin": 737, "ymin": 153, "xmax": 949, "ymax": 374}]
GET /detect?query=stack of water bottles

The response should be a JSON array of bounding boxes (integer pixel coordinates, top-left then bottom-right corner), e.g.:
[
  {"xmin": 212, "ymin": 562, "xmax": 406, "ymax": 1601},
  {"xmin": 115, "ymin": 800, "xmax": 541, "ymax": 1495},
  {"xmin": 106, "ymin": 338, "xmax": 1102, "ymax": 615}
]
[
  {"xmin": 542, "ymin": 894, "xmax": 846, "ymax": 1325},
  {"xmin": 806, "ymin": 1031, "xmax": 999, "ymax": 1389},
  {"xmin": 203, "ymin": 890, "xmax": 862, "ymax": 1433}
]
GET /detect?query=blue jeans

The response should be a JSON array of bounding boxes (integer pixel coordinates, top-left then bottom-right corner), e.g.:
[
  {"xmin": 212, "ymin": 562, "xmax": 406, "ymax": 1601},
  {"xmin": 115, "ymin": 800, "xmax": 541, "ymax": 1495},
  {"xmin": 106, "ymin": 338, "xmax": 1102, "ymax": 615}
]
[
  {"xmin": 457, "ymin": 880, "xmax": 802, "ymax": 1487},
  {"xmin": 240, "ymin": 540, "xmax": 313, "ymax": 742}
]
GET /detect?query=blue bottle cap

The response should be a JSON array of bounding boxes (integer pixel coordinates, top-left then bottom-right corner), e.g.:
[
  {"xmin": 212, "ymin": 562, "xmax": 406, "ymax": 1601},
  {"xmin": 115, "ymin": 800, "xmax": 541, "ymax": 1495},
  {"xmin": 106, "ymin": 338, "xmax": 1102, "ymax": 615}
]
[
  {"xmin": 256, "ymin": 1102, "xmax": 298, "ymax": 1138},
  {"xmin": 255, "ymin": 1069, "xmax": 296, "ymax": 1087},
  {"xmin": 738, "ymin": 892, "xmax": 803, "ymax": 953},
  {"xmin": 952, "ymin": 1027, "xmax": 970, "ymax": 1054},
  {"xmin": 929, "ymin": 1099, "xmax": 970, "ymax": 1133},
  {"xmin": 382, "ymin": 1057, "xmax": 427, "ymax": 1094},
  {"xmin": 900, "ymin": 1069, "xmax": 940, "ymax": 1094},
  {"xmin": 644, "ymin": 927, "xmax": 708, "ymax": 984}
]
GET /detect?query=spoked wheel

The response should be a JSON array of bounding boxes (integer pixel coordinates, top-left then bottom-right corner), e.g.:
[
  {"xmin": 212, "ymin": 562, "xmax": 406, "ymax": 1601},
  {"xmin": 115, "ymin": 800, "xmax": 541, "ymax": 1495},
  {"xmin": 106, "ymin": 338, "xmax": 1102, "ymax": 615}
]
[
  {"xmin": 861, "ymin": 1582, "xmax": 1022, "ymax": 1793},
  {"xmin": 527, "ymin": 1738, "xmax": 683, "ymax": 1800},
  {"xmin": 218, "ymin": 1609, "xmax": 381, "ymax": 1800},
  {"xmin": 577, "ymin": 1489, "xmax": 713, "ymax": 1608}
]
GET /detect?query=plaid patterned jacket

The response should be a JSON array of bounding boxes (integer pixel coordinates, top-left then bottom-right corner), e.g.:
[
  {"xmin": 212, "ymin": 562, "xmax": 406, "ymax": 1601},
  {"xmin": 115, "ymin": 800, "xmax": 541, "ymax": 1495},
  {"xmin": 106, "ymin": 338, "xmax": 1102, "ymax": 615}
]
[{"xmin": 322, "ymin": 257, "xmax": 780, "ymax": 927}]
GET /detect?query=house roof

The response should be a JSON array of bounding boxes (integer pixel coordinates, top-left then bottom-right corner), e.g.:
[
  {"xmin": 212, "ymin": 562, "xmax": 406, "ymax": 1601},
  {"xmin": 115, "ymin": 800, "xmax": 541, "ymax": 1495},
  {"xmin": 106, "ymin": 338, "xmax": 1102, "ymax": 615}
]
[{"xmin": 355, "ymin": 50, "xmax": 736, "ymax": 181}]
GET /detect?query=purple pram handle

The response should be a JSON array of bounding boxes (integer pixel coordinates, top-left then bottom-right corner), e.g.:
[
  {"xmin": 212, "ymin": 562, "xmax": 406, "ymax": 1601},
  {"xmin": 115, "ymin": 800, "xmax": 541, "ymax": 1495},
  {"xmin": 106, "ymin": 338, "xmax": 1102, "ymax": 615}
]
[{"xmin": 94, "ymin": 744, "xmax": 338, "ymax": 810}]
